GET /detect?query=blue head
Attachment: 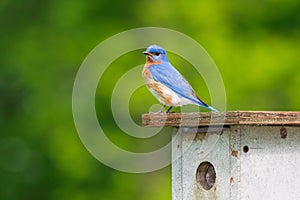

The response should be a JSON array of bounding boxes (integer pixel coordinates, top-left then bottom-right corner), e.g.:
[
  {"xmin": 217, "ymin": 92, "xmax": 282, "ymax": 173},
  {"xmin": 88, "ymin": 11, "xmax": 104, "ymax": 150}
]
[{"xmin": 143, "ymin": 45, "xmax": 169, "ymax": 62}]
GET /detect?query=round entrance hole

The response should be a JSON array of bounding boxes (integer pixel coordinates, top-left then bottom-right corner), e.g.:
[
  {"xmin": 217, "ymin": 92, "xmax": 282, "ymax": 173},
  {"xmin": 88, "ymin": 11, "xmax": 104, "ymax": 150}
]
[
  {"xmin": 196, "ymin": 161, "xmax": 216, "ymax": 190},
  {"xmin": 243, "ymin": 145, "xmax": 249, "ymax": 153}
]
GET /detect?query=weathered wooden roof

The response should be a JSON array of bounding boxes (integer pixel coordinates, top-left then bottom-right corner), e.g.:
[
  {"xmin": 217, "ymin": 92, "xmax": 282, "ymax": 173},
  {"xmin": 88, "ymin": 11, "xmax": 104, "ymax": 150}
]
[{"xmin": 142, "ymin": 111, "xmax": 300, "ymax": 127}]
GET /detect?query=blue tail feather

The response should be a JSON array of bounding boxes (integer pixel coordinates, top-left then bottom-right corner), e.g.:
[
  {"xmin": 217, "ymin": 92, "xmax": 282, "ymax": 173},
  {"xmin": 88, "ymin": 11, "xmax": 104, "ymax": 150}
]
[
  {"xmin": 197, "ymin": 101, "xmax": 219, "ymax": 112},
  {"xmin": 205, "ymin": 105, "xmax": 219, "ymax": 112}
]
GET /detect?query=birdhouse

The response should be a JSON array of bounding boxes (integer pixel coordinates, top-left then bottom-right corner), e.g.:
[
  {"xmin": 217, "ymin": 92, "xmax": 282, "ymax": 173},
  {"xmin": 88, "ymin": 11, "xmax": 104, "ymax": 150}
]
[{"xmin": 142, "ymin": 111, "xmax": 300, "ymax": 200}]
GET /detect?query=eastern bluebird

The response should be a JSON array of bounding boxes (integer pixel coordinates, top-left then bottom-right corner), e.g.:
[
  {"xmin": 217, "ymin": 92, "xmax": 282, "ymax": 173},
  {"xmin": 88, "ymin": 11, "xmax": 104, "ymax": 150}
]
[{"xmin": 142, "ymin": 45, "xmax": 218, "ymax": 113}]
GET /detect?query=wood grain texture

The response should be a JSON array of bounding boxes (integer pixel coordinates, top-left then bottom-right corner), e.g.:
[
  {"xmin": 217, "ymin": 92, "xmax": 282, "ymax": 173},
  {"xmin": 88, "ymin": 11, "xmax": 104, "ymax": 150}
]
[{"xmin": 142, "ymin": 111, "xmax": 300, "ymax": 127}]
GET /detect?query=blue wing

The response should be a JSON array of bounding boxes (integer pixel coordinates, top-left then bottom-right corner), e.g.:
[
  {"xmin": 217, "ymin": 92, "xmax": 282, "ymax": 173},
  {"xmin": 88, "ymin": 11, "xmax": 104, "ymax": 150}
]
[{"xmin": 148, "ymin": 62, "xmax": 218, "ymax": 111}]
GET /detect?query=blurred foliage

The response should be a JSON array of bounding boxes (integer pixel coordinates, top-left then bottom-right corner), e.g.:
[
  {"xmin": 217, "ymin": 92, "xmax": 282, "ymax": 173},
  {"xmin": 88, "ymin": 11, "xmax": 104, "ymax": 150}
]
[{"xmin": 0, "ymin": 0, "xmax": 300, "ymax": 199}]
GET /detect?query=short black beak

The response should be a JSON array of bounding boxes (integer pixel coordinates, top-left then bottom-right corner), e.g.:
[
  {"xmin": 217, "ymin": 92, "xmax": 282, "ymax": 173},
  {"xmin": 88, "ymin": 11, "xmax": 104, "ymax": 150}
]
[{"xmin": 143, "ymin": 51, "xmax": 152, "ymax": 56}]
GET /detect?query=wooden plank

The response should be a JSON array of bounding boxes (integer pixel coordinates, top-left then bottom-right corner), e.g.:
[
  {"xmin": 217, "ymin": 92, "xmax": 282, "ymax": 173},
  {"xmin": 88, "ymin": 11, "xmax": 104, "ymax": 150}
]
[{"xmin": 142, "ymin": 111, "xmax": 300, "ymax": 127}]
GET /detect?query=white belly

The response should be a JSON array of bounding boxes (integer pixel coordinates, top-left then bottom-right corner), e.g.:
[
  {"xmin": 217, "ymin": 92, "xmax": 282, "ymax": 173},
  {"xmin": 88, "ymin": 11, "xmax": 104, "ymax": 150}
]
[{"xmin": 147, "ymin": 81, "xmax": 195, "ymax": 106}]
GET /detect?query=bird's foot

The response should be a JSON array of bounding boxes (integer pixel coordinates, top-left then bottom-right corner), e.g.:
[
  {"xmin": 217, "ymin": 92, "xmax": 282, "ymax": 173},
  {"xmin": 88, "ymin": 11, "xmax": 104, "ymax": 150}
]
[
  {"xmin": 149, "ymin": 105, "xmax": 173, "ymax": 114},
  {"xmin": 166, "ymin": 106, "xmax": 173, "ymax": 113}
]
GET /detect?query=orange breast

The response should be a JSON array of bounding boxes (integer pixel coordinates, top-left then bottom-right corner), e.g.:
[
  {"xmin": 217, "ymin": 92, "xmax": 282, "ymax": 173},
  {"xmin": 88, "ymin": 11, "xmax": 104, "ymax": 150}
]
[{"xmin": 142, "ymin": 61, "xmax": 162, "ymax": 83}]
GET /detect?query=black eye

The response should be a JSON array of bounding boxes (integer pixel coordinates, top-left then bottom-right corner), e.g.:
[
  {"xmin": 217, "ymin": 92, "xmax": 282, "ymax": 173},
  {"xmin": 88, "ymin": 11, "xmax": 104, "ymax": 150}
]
[{"xmin": 154, "ymin": 52, "xmax": 160, "ymax": 56}]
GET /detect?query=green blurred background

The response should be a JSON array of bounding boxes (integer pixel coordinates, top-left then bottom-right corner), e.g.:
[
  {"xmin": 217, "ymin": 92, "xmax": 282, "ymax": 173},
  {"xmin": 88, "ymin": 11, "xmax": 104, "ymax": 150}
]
[{"xmin": 0, "ymin": 0, "xmax": 299, "ymax": 199}]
